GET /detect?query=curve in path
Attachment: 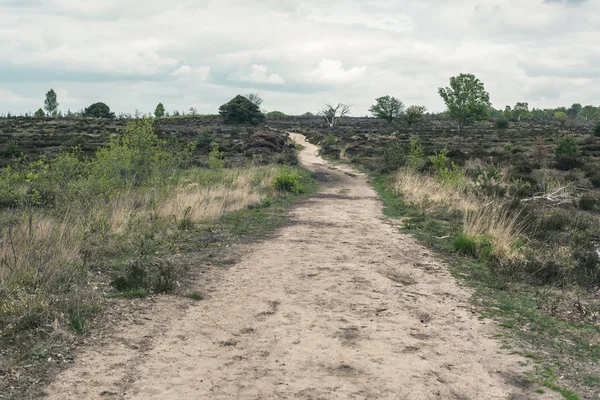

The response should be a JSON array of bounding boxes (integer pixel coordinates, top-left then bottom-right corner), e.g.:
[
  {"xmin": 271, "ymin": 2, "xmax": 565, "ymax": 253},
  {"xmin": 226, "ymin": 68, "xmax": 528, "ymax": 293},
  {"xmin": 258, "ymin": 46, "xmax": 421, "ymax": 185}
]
[{"xmin": 47, "ymin": 133, "xmax": 555, "ymax": 399}]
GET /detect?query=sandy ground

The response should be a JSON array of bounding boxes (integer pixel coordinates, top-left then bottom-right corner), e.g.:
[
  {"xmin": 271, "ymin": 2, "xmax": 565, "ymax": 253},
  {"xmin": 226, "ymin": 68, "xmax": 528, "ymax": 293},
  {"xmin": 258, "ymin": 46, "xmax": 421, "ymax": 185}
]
[{"xmin": 46, "ymin": 133, "xmax": 557, "ymax": 399}]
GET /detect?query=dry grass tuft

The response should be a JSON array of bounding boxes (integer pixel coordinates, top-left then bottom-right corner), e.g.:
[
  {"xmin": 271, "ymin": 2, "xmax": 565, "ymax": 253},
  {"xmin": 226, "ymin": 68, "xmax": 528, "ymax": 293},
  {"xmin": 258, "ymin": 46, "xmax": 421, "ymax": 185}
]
[{"xmin": 392, "ymin": 168, "xmax": 525, "ymax": 262}]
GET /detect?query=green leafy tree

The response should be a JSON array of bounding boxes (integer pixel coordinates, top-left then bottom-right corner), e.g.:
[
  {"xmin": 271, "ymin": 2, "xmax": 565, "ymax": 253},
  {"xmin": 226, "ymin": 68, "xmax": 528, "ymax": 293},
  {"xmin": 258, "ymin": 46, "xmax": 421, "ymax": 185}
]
[
  {"xmin": 83, "ymin": 102, "xmax": 115, "ymax": 118},
  {"xmin": 404, "ymin": 105, "xmax": 427, "ymax": 126},
  {"xmin": 438, "ymin": 73, "xmax": 491, "ymax": 131},
  {"xmin": 154, "ymin": 103, "xmax": 166, "ymax": 118},
  {"xmin": 581, "ymin": 105, "xmax": 598, "ymax": 120},
  {"xmin": 44, "ymin": 89, "xmax": 59, "ymax": 116},
  {"xmin": 34, "ymin": 108, "xmax": 45, "ymax": 118},
  {"xmin": 513, "ymin": 102, "xmax": 530, "ymax": 121},
  {"xmin": 218, "ymin": 95, "xmax": 265, "ymax": 125},
  {"xmin": 567, "ymin": 103, "xmax": 582, "ymax": 119},
  {"xmin": 189, "ymin": 107, "xmax": 198, "ymax": 115},
  {"xmin": 369, "ymin": 96, "xmax": 404, "ymax": 123},
  {"xmin": 554, "ymin": 111, "xmax": 568, "ymax": 127}
]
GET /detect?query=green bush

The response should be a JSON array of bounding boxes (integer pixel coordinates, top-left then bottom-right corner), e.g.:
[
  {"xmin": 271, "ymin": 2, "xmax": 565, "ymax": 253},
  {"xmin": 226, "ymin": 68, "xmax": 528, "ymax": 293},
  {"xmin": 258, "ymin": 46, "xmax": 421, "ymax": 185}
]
[
  {"xmin": 2, "ymin": 139, "xmax": 19, "ymax": 158},
  {"xmin": 83, "ymin": 102, "xmax": 115, "ymax": 118},
  {"xmin": 554, "ymin": 135, "xmax": 580, "ymax": 161},
  {"xmin": 407, "ymin": 136, "xmax": 425, "ymax": 170},
  {"xmin": 218, "ymin": 95, "xmax": 265, "ymax": 125},
  {"xmin": 383, "ymin": 142, "xmax": 407, "ymax": 171},
  {"xmin": 208, "ymin": 143, "xmax": 225, "ymax": 169},
  {"xmin": 594, "ymin": 122, "xmax": 600, "ymax": 137},
  {"xmin": 453, "ymin": 234, "xmax": 477, "ymax": 257},
  {"xmin": 495, "ymin": 117, "xmax": 509, "ymax": 129},
  {"xmin": 273, "ymin": 171, "xmax": 303, "ymax": 193},
  {"xmin": 429, "ymin": 148, "xmax": 465, "ymax": 187},
  {"xmin": 90, "ymin": 118, "xmax": 174, "ymax": 194},
  {"xmin": 196, "ymin": 130, "xmax": 215, "ymax": 151}
]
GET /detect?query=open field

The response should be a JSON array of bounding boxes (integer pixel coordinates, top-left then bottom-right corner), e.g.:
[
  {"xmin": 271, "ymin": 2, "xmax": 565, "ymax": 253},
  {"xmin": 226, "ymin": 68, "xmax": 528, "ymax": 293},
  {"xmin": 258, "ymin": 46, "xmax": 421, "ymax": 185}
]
[{"xmin": 1, "ymin": 115, "xmax": 599, "ymax": 399}]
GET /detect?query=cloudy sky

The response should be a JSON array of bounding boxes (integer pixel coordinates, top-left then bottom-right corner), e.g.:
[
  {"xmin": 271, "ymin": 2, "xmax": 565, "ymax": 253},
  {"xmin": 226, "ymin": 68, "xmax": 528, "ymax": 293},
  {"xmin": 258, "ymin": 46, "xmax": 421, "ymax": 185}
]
[{"xmin": 0, "ymin": 0, "xmax": 598, "ymax": 116}]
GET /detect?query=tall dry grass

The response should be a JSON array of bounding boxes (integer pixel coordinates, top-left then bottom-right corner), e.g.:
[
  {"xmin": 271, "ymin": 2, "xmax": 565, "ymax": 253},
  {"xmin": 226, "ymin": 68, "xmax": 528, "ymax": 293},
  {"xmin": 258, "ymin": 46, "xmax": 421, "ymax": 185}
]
[
  {"xmin": 158, "ymin": 167, "xmax": 279, "ymax": 222},
  {"xmin": 0, "ymin": 164, "xmax": 287, "ymax": 337},
  {"xmin": 392, "ymin": 168, "xmax": 525, "ymax": 262}
]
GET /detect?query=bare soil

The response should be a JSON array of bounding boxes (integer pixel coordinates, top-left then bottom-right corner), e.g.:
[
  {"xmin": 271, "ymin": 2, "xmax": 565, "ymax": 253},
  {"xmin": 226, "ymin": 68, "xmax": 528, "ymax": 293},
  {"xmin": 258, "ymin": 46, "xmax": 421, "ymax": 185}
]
[{"xmin": 45, "ymin": 134, "xmax": 557, "ymax": 399}]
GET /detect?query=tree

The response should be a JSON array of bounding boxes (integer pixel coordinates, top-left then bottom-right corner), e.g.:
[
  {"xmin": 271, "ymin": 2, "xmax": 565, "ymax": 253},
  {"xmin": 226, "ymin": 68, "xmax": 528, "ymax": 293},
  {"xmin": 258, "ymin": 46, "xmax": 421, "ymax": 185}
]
[
  {"xmin": 44, "ymin": 89, "xmax": 59, "ymax": 116},
  {"xmin": 218, "ymin": 95, "xmax": 265, "ymax": 125},
  {"xmin": 154, "ymin": 103, "xmax": 165, "ymax": 118},
  {"xmin": 554, "ymin": 111, "xmax": 568, "ymax": 127},
  {"xmin": 172, "ymin": 110, "xmax": 180, "ymax": 116},
  {"xmin": 34, "ymin": 108, "xmax": 45, "ymax": 118},
  {"xmin": 404, "ymin": 105, "xmax": 427, "ymax": 126},
  {"xmin": 567, "ymin": 103, "xmax": 582, "ymax": 119},
  {"xmin": 83, "ymin": 102, "xmax": 115, "ymax": 118},
  {"xmin": 369, "ymin": 96, "xmax": 404, "ymax": 123},
  {"xmin": 513, "ymin": 102, "xmax": 530, "ymax": 121},
  {"xmin": 581, "ymin": 105, "xmax": 598, "ymax": 120},
  {"xmin": 189, "ymin": 107, "xmax": 198, "ymax": 115},
  {"xmin": 438, "ymin": 73, "xmax": 491, "ymax": 131},
  {"xmin": 244, "ymin": 93, "xmax": 263, "ymax": 107},
  {"xmin": 319, "ymin": 103, "xmax": 351, "ymax": 127}
]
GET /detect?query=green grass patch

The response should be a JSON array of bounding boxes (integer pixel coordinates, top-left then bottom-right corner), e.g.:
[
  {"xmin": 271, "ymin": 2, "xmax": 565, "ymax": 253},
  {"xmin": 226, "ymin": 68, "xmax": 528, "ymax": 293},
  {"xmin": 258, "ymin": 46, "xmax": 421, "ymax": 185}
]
[{"xmin": 186, "ymin": 292, "xmax": 205, "ymax": 301}]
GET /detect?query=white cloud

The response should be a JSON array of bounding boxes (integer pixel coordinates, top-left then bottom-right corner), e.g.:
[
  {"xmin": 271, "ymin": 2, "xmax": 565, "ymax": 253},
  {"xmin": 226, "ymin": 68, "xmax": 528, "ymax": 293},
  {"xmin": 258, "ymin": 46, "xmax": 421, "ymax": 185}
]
[
  {"xmin": 304, "ymin": 59, "xmax": 367, "ymax": 85},
  {"xmin": 238, "ymin": 65, "xmax": 285, "ymax": 84},
  {"xmin": 0, "ymin": 0, "xmax": 599, "ymax": 115},
  {"xmin": 172, "ymin": 65, "xmax": 210, "ymax": 81}
]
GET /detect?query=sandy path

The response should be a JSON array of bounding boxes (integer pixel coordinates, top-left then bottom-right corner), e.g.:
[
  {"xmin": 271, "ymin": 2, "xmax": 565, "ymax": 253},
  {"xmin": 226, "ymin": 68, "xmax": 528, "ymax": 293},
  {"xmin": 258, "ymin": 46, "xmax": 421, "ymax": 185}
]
[{"xmin": 47, "ymin": 133, "xmax": 555, "ymax": 399}]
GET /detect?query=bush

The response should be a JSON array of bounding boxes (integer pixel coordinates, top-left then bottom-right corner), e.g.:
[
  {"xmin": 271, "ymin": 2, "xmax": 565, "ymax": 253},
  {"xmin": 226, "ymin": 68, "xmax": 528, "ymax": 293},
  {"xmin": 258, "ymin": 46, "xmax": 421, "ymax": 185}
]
[
  {"xmin": 111, "ymin": 259, "xmax": 177, "ymax": 294},
  {"xmin": 218, "ymin": 95, "xmax": 265, "ymax": 125},
  {"xmin": 83, "ymin": 102, "xmax": 115, "ymax": 118},
  {"xmin": 579, "ymin": 195, "xmax": 597, "ymax": 211},
  {"xmin": 266, "ymin": 111, "xmax": 285, "ymax": 117},
  {"xmin": 383, "ymin": 142, "xmax": 407, "ymax": 171},
  {"xmin": 594, "ymin": 122, "xmax": 600, "ymax": 137},
  {"xmin": 495, "ymin": 117, "xmax": 509, "ymax": 129},
  {"xmin": 208, "ymin": 143, "xmax": 225, "ymax": 169},
  {"xmin": 554, "ymin": 135, "xmax": 580, "ymax": 161},
  {"xmin": 453, "ymin": 234, "xmax": 477, "ymax": 257},
  {"xmin": 90, "ymin": 118, "xmax": 174, "ymax": 194},
  {"xmin": 196, "ymin": 131, "xmax": 215, "ymax": 151},
  {"xmin": 407, "ymin": 136, "xmax": 425, "ymax": 170},
  {"xmin": 273, "ymin": 171, "xmax": 303, "ymax": 193},
  {"xmin": 2, "ymin": 139, "xmax": 18, "ymax": 158},
  {"xmin": 429, "ymin": 148, "xmax": 465, "ymax": 187},
  {"xmin": 556, "ymin": 155, "xmax": 584, "ymax": 171}
]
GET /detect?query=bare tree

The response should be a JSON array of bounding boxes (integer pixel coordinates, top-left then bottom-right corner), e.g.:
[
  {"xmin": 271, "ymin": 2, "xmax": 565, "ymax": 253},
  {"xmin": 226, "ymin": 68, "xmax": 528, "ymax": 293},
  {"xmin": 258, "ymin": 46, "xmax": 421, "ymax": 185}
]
[
  {"xmin": 319, "ymin": 103, "xmax": 351, "ymax": 127},
  {"xmin": 244, "ymin": 93, "xmax": 263, "ymax": 107}
]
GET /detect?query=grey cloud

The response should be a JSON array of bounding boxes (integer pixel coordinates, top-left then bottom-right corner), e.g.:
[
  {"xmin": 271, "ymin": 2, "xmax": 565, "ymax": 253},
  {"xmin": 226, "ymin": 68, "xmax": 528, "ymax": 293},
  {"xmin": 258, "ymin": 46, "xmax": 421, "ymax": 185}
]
[{"xmin": 1, "ymin": 0, "xmax": 599, "ymax": 115}]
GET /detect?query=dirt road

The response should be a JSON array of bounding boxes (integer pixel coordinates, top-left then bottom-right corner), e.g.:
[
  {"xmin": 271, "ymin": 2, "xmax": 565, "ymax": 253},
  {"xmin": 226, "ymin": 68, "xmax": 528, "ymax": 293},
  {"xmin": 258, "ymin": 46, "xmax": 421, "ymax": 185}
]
[{"xmin": 47, "ymin": 134, "xmax": 553, "ymax": 399}]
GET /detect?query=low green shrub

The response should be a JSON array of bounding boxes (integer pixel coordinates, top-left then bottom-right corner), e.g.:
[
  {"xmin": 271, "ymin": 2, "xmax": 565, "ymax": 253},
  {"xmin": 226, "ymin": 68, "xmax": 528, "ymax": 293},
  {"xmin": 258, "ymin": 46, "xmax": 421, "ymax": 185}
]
[
  {"xmin": 453, "ymin": 234, "xmax": 477, "ymax": 256},
  {"xmin": 594, "ymin": 122, "xmax": 600, "ymax": 137},
  {"xmin": 554, "ymin": 135, "xmax": 582, "ymax": 171},
  {"xmin": 2, "ymin": 139, "xmax": 19, "ymax": 158},
  {"xmin": 208, "ymin": 142, "xmax": 225, "ymax": 169},
  {"xmin": 273, "ymin": 171, "xmax": 303, "ymax": 193},
  {"xmin": 407, "ymin": 136, "xmax": 425, "ymax": 170},
  {"xmin": 383, "ymin": 142, "xmax": 407, "ymax": 171},
  {"xmin": 495, "ymin": 117, "xmax": 509, "ymax": 129},
  {"xmin": 110, "ymin": 259, "xmax": 177, "ymax": 295}
]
